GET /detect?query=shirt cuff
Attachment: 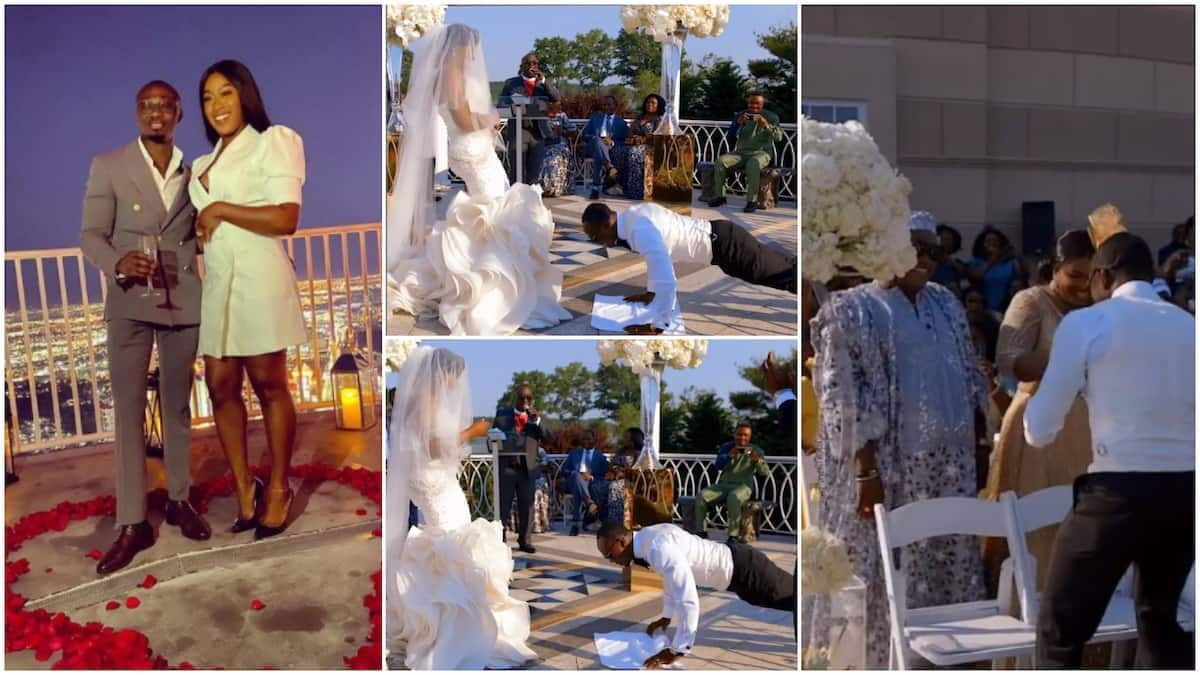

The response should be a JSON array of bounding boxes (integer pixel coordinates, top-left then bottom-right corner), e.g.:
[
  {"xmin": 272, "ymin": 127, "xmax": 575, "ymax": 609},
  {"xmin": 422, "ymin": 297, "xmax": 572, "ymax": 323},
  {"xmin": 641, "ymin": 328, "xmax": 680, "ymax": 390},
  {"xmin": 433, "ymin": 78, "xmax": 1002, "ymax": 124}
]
[{"xmin": 773, "ymin": 389, "xmax": 796, "ymax": 408}]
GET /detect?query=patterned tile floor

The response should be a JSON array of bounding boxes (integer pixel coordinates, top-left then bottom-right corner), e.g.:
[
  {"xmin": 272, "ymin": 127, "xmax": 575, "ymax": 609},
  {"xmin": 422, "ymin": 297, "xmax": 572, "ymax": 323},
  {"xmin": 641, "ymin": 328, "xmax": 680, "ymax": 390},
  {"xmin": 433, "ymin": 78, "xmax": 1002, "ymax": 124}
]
[
  {"xmin": 547, "ymin": 222, "xmax": 633, "ymax": 270},
  {"xmin": 510, "ymin": 556, "xmax": 621, "ymax": 618}
]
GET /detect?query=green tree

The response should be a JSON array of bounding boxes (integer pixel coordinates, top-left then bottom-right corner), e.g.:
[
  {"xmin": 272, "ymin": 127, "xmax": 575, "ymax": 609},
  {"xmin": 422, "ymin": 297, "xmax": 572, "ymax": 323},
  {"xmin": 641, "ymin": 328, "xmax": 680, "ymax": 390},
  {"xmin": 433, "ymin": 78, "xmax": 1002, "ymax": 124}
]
[
  {"xmin": 695, "ymin": 57, "xmax": 749, "ymax": 122},
  {"xmin": 679, "ymin": 54, "xmax": 704, "ymax": 120},
  {"xmin": 570, "ymin": 29, "xmax": 617, "ymax": 89},
  {"xmin": 531, "ymin": 36, "xmax": 578, "ymax": 84},
  {"xmin": 660, "ymin": 391, "xmax": 689, "ymax": 453},
  {"xmin": 613, "ymin": 402, "xmax": 643, "ymax": 439},
  {"xmin": 632, "ymin": 70, "xmax": 662, "ymax": 110},
  {"xmin": 546, "ymin": 362, "xmax": 595, "ymax": 422},
  {"xmin": 731, "ymin": 349, "xmax": 799, "ymax": 456},
  {"xmin": 614, "ymin": 28, "xmax": 661, "ymax": 86},
  {"xmin": 494, "ymin": 370, "xmax": 556, "ymax": 418},
  {"xmin": 748, "ymin": 22, "xmax": 797, "ymax": 123},
  {"xmin": 677, "ymin": 389, "xmax": 736, "ymax": 456},
  {"xmin": 593, "ymin": 363, "xmax": 640, "ymax": 414}
]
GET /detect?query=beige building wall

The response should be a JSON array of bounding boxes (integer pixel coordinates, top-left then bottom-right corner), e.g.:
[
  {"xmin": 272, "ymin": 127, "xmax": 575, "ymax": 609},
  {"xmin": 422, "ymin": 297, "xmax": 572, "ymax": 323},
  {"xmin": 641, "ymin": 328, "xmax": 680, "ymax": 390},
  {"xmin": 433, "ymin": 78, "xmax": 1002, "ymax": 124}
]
[{"xmin": 802, "ymin": 5, "xmax": 1195, "ymax": 254}]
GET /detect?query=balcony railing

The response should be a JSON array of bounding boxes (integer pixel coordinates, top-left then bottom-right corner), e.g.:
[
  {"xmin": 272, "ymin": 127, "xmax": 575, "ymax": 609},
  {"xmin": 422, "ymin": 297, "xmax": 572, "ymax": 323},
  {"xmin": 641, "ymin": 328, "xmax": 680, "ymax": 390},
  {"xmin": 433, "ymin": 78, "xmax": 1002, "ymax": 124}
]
[
  {"xmin": 388, "ymin": 118, "xmax": 798, "ymax": 201},
  {"xmin": 456, "ymin": 452, "xmax": 797, "ymax": 536},
  {"xmin": 4, "ymin": 223, "xmax": 383, "ymax": 454}
]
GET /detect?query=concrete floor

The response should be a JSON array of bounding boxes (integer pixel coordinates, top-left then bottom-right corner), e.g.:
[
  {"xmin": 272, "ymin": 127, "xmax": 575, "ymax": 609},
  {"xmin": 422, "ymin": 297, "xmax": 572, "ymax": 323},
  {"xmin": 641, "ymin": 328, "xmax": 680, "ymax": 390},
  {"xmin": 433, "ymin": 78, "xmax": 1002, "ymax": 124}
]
[
  {"xmin": 388, "ymin": 522, "xmax": 797, "ymax": 670},
  {"xmin": 5, "ymin": 410, "xmax": 382, "ymax": 669},
  {"xmin": 387, "ymin": 192, "xmax": 798, "ymax": 337}
]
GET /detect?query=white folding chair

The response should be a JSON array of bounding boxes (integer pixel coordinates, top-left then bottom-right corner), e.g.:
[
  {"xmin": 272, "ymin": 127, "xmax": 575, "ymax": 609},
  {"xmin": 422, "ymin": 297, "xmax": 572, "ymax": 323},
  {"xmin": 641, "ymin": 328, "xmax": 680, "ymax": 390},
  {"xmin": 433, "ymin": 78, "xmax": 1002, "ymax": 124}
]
[
  {"xmin": 874, "ymin": 493, "xmax": 1036, "ymax": 669},
  {"xmin": 1008, "ymin": 485, "xmax": 1196, "ymax": 666}
]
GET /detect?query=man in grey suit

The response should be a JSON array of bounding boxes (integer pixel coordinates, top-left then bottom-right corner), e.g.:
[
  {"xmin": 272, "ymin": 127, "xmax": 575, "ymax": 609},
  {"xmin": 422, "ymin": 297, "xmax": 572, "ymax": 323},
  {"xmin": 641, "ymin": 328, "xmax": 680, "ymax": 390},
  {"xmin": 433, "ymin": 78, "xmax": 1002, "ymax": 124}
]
[
  {"xmin": 80, "ymin": 80, "xmax": 211, "ymax": 575},
  {"xmin": 498, "ymin": 52, "xmax": 560, "ymax": 186}
]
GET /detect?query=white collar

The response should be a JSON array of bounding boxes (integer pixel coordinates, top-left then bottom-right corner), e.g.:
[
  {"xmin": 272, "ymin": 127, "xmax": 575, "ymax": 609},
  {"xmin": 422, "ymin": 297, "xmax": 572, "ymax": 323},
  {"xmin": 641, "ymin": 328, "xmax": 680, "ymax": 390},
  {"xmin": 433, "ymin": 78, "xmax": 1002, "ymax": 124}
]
[
  {"xmin": 1112, "ymin": 280, "xmax": 1161, "ymax": 301},
  {"xmin": 137, "ymin": 138, "xmax": 183, "ymax": 178}
]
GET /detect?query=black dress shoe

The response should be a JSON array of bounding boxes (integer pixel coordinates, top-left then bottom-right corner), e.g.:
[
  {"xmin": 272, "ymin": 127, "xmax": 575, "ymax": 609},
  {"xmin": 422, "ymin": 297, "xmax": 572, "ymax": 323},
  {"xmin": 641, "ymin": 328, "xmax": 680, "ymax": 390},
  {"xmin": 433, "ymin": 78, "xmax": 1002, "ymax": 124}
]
[
  {"xmin": 589, "ymin": 189, "xmax": 601, "ymax": 200},
  {"xmin": 569, "ymin": 525, "xmax": 580, "ymax": 537},
  {"xmin": 231, "ymin": 477, "xmax": 265, "ymax": 533},
  {"xmin": 707, "ymin": 197, "xmax": 727, "ymax": 208},
  {"xmin": 165, "ymin": 499, "xmax": 212, "ymax": 541},
  {"xmin": 96, "ymin": 522, "xmax": 154, "ymax": 575},
  {"xmin": 743, "ymin": 201, "xmax": 758, "ymax": 213},
  {"xmin": 254, "ymin": 486, "xmax": 294, "ymax": 540},
  {"xmin": 518, "ymin": 542, "xmax": 537, "ymax": 554}
]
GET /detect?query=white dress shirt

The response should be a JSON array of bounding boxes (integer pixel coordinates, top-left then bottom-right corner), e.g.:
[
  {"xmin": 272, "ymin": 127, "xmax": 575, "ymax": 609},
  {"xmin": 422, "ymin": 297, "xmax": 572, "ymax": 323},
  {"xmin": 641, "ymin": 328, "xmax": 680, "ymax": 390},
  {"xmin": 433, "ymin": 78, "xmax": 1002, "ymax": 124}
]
[
  {"xmin": 632, "ymin": 523, "xmax": 734, "ymax": 655},
  {"xmin": 137, "ymin": 139, "xmax": 184, "ymax": 211},
  {"xmin": 616, "ymin": 203, "xmax": 715, "ymax": 329},
  {"xmin": 1025, "ymin": 281, "xmax": 1195, "ymax": 473}
]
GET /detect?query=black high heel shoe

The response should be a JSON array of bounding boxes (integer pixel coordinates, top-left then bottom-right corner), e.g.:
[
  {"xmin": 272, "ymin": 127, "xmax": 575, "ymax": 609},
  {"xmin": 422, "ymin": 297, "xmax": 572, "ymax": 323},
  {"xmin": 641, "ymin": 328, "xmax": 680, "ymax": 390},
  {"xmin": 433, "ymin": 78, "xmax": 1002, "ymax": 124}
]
[
  {"xmin": 230, "ymin": 477, "xmax": 264, "ymax": 533},
  {"xmin": 254, "ymin": 486, "xmax": 294, "ymax": 540}
]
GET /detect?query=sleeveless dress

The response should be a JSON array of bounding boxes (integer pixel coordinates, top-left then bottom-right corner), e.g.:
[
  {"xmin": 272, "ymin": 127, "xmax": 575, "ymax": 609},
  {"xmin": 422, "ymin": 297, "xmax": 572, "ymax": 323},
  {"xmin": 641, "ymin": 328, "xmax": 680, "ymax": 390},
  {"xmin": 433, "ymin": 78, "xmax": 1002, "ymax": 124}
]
[
  {"xmin": 188, "ymin": 125, "xmax": 307, "ymax": 357},
  {"xmin": 390, "ymin": 109, "xmax": 572, "ymax": 335},
  {"xmin": 394, "ymin": 460, "xmax": 538, "ymax": 669}
]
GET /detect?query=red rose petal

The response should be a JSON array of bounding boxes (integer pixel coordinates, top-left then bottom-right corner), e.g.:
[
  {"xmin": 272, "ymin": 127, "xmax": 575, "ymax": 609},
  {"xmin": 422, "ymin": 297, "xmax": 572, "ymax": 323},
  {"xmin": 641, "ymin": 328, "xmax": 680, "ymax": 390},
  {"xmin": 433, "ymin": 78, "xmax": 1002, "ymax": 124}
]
[
  {"xmin": 105, "ymin": 600, "xmax": 121, "ymax": 611},
  {"xmin": 355, "ymin": 508, "xmax": 367, "ymax": 516},
  {"xmin": 125, "ymin": 596, "xmax": 140, "ymax": 609},
  {"xmin": 86, "ymin": 549, "xmax": 102, "ymax": 560},
  {"xmin": 250, "ymin": 599, "xmax": 266, "ymax": 611},
  {"xmin": 179, "ymin": 662, "xmax": 195, "ymax": 669},
  {"xmin": 140, "ymin": 574, "xmax": 157, "ymax": 589},
  {"xmin": 44, "ymin": 567, "xmax": 52, "ymax": 574},
  {"xmin": 370, "ymin": 528, "xmax": 382, "ymax": 537}
]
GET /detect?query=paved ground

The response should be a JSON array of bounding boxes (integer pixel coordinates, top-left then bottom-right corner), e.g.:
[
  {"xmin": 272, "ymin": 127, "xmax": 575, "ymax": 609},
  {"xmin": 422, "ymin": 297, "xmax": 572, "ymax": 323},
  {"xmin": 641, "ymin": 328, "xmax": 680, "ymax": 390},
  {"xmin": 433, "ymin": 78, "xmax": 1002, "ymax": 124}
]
[
  {"xmin": 388, "ymin": 520, "xmax": 797, "ymax": 670},
  {"xmin": 387, "ymin": 191, "xmax": 798, "ymax": 336},
  {"xmin": 5, "ymin": 410, "xmax": 382, "ymax": 669}
]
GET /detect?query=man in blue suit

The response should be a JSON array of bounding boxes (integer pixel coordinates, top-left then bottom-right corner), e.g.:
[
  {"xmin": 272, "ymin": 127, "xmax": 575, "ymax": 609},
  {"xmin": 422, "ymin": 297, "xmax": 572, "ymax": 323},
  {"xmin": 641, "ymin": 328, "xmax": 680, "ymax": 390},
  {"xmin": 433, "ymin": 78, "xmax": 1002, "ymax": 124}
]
[
  {"xmin": 562, "ymin": 428, "xmax": 610, "ymax": 536},
  {"xmin": 580, "ymin": 95, "xmax": 628, "ymax": 200}
]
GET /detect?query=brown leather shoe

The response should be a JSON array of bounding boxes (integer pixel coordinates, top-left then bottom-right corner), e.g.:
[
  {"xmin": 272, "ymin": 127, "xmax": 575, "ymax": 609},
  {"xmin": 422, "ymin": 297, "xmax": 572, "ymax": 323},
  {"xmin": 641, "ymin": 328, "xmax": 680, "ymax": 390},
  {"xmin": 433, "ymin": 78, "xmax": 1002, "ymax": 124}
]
[
  {"xmin": 165, "ymin": 499, "xmax": 212, "ymax": 541},
  {"xmin": 96, "ymin": 522, "xmax": 154, "ymax": 575}
]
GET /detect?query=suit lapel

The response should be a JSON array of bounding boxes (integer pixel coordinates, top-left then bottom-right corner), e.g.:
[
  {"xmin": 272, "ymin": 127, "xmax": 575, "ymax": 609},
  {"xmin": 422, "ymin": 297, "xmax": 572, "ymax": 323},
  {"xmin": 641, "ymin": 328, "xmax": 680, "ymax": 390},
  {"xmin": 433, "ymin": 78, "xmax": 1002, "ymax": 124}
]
[{"xmin": 124, "ymin": 142, "xmax": 167, "ymax": 227}]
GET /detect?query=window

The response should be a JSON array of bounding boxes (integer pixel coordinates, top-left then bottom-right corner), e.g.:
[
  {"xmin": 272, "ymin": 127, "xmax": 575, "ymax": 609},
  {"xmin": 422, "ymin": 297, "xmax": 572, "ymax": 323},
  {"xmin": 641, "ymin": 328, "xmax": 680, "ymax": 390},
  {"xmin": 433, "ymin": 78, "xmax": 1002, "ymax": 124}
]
[{"xmin": 801, "ymin": 99, "xmax": 867, "ymax": 126}]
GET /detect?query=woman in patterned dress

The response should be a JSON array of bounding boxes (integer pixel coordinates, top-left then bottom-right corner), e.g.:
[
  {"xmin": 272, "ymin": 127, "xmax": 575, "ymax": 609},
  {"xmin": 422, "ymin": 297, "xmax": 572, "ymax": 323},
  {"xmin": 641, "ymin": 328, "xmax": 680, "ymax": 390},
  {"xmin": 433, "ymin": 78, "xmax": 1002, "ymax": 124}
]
[
  {"xmin": 536, "ymin": 100, "xmax": 576, "ymax": 198},
  {"xmin": 610, "ymin": 94, "xmax": 664, "ymax": 200},
  {"xmin": 604, "ymin": 428, "xmax": 644, "ymax": 524}
]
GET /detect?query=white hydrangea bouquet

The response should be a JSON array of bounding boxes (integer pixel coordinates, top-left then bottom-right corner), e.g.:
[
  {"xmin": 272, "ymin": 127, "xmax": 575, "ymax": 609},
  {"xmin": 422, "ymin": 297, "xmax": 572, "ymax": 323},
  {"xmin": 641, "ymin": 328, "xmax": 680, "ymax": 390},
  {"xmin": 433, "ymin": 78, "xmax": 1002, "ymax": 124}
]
[
  {"xmin": 619, "ymin": 5, "xmax": 730, "ymax": 40},
  {"xmin": 801, "ymin": 527, "xmax": 854, "ymax": 596},
  {"xmin": 802, "ymin": 118, "xmax": 916, "ymax": 284},
  {"xmin": 386, "ymin": 3, "xmax": 447, "ymax": 48},
  {"xmin": 384, "ymin": 338, "xmax": 420, "ymax": 372},
  {"xmin": 596, "ymin": 339, "xmax": 708, "ymax": 376}
]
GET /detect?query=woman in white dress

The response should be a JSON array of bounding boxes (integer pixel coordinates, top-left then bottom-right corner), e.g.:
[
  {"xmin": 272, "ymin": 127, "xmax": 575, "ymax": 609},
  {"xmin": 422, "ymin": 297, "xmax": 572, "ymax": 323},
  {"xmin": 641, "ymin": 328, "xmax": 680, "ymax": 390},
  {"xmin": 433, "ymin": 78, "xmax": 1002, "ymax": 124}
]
[
  {"xmin": 190, "ymin": 59, "xmax": 307, "ymax": 539},
  {"xmin": 386, "ymin": 346, "xmax": 537, "ymax": 669},
  {"xmin": 387, "ymin": 24, "xmax": 571, "ymax": 335}
]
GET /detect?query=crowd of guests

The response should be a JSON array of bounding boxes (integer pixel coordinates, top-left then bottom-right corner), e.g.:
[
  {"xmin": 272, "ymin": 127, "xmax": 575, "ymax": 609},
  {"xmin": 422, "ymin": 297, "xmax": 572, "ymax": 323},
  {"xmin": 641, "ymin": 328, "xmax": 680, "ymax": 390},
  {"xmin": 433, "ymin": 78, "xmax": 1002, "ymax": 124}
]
[
  {"xmin": 802, "ymin": 204, "xmax": 1196, "ymax": 668},
  {"xmin": 495, "ymin": 51, "xmax": 785, "ymax": 210}
]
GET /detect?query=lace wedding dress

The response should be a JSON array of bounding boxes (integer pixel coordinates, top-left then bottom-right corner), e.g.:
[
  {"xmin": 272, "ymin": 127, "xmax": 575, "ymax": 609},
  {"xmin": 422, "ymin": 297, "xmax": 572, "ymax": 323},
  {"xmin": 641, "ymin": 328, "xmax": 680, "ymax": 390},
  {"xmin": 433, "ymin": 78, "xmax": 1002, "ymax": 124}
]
[
  {"xmin": 394, "ymin": 461, "xmax": 538, "ymax": 669},
  {"xmin": 387, "ymin": 23, "xmax": 571, "ymax": 336}
]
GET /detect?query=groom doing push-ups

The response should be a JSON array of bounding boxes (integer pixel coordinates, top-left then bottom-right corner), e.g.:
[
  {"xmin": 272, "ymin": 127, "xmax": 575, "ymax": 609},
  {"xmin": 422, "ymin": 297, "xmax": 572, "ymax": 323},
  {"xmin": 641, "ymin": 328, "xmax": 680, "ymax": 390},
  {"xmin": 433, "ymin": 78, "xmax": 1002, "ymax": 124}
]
[
  {"xmin": 582, "ymin": 202, "xmax": 796, "ymax": 334},
  {"xmin": 596, "ymin": 521, "xmax": 796, "ymax": 668}
]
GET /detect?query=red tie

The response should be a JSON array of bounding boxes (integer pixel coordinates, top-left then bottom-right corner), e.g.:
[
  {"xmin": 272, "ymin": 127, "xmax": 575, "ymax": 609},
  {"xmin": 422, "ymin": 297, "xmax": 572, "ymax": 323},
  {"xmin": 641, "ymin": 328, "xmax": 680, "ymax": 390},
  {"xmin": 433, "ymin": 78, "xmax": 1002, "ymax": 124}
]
[{"xmin": 524, "ymin": 80, "xmax": 535, "ymax": 97}]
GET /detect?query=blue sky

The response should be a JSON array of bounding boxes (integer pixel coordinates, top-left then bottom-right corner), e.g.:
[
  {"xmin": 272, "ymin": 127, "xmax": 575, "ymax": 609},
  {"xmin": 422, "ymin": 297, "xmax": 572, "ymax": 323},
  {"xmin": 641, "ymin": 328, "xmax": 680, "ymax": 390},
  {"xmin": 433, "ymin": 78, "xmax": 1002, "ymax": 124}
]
[
  {"xmin": 413, "ymin": 339, "xmax": 797, "ymax": 418},
  {"xmin": 389, "ymin": 4, "xmax": 797, "ymax": 85}
]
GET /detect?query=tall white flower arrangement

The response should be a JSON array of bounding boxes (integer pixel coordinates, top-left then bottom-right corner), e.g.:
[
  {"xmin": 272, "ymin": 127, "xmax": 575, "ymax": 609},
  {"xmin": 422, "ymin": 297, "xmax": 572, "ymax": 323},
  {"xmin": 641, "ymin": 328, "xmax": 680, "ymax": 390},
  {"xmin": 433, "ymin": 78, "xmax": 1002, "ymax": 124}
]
[
  {"xmin": 386, "ymin": 4, "xmax": 447, "ymax": 48},
  {"xmin": 800, "ymin": 528, "xmax": 854, "ymax": 596},
  {"xmin": 596, "ymin": 339, "xmax": 708, "ymax": 376},
  {"xmin": 802, "ymin": 118, "xmax": 916, "ymax": 284},
  {"xmin": 619, "ymin": 5, "xmax": 730, "ymax": 40},
  {"xmin": 384, "ymin": 338, "xmax": 420, "ymax": 372}
]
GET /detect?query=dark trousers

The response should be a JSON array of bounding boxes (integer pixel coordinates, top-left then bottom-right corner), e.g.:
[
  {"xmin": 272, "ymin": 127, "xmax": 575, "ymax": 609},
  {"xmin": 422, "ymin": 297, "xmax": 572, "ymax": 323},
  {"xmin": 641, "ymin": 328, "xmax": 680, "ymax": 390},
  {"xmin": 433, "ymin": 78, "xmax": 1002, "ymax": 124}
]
[
  {"xmin": 499, "ymin": 458, "xmax": 537, "ymax": 545},
  {"xmin": 1037, "ymin": 472, "xmax": 1194, "ymax": 669},
  {"xmin": 586, "ymin": 136, "xmax": 614, "ymax": 187},
  {"xmin": 507, "ymin": 128, "xmax": 546, "ymax": 186},
  {"xmin": 568, "ymin": 472, "xmax": 609, "ymax": 522},
  {"xmin": 710, "ymin": 220, "xmax": 797, "ymax": 294},
  {"xmin": 726, "ymin": 540, "xmax": 796, "ymax": 637}
]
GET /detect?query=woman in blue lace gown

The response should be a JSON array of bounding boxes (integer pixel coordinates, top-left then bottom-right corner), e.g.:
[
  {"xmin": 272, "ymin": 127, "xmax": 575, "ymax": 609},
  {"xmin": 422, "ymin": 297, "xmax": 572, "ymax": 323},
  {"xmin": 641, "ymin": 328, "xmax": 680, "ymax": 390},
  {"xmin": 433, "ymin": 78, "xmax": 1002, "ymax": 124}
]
[{"xmin": 611, "ymin": 95, "xmax": 664, "ymax": 200}]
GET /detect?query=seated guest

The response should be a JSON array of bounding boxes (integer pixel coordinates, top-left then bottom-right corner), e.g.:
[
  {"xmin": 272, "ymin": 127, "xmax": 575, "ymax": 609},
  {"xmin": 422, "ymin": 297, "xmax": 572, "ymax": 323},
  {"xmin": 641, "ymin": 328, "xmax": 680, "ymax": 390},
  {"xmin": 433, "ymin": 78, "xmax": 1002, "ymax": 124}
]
[
  {"xmin": 537, "ymin": 100, "xmax": 576, "ymax": 198},
  {"xmin": 582, "ymin": 201, "xmax": 797, "ymax": 334},
  {"xmin": 707, "ymin": 92, "xmax": 783, "ymax": 213},
  {"xmin": 694, "ymin": 422, "xmax": 768, "ymax": 543},
  {"xmin": 580, "ymin": 95, "xmax": 628, "ymax": 200},
  {"xmin": 562, "ymin": 428, "xmax": 610, "ymax": 536},
  {"xmin": 611, "ymin": 94, "xmax": 665, "ymax": 201},
  {"xmin": 605, "ymin": 427, "xmax": 644, "ymax": 525}
]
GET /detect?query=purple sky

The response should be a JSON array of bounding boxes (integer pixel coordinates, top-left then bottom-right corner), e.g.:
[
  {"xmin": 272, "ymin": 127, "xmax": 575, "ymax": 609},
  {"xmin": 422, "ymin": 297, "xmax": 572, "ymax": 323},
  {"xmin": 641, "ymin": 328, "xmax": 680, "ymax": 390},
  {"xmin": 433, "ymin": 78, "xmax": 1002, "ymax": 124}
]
[{"xmin": 4, "ymin": 5, "xmax": 382, "ymax": 253}]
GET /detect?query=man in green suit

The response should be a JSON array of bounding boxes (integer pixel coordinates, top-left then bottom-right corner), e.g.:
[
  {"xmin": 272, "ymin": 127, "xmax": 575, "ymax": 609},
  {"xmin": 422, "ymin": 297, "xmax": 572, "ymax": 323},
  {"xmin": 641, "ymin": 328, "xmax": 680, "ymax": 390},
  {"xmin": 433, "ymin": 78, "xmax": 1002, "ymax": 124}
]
[
  {"xmin": 695, "ymin": 422, "xmax": 769, "ymax": 543},
  {"xmin": 708, "ymin": 93, "xmax": 783, "ymax": 213}
]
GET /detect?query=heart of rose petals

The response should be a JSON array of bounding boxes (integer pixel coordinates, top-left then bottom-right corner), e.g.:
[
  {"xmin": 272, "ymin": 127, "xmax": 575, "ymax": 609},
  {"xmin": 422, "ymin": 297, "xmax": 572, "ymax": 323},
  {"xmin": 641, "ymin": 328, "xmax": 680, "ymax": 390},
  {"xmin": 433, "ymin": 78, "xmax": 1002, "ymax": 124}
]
[
  {"xmin": 125, "ymin": 597, "xmax": 141, "ymax": 609},
  {"xmin": 85, "ymin": 549, "xmax": 102, "ymax": 560},
  {"xmin": 140, "ymin": 574, "xmax": 157, "ymax": 589},
  {"xmin": 250, "ymin": 599, "xmax": 266, "ymax": 611},
  {"xmin": 105, "ymin": 601, "xmax": 120, "ymax": 611}
]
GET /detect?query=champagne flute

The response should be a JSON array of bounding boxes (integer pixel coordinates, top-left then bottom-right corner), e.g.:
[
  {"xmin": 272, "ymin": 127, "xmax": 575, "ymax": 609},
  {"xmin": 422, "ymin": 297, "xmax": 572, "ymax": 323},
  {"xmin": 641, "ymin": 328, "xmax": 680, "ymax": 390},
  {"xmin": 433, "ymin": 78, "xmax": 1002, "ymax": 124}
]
[{"xmin": 138, "ymin": 234, "xmax": 158, "ymax": 297}]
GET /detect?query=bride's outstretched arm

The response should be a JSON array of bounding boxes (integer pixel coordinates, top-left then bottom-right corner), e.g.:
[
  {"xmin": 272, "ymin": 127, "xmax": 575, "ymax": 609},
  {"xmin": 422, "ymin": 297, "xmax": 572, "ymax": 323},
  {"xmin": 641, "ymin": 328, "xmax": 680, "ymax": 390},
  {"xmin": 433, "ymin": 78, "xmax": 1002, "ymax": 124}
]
[{"xmin": 459, "ymin": 418, "xmax": 492, "ymax": 445}]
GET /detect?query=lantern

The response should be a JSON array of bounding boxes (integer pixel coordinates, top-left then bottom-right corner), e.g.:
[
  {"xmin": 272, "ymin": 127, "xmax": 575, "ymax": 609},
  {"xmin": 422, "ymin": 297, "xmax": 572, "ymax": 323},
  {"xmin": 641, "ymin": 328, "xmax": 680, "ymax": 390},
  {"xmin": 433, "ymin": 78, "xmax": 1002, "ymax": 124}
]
[
  {"xmin": 5, "ymin": 392, "xmax": 18, "ymax": 486},
  {"xmin": 145, "ymin": 367, "xmax": 165, "ymax": 459},
  {"xmin": 331, "ymin": 331, "xmax": 378, "ymax": 431}
]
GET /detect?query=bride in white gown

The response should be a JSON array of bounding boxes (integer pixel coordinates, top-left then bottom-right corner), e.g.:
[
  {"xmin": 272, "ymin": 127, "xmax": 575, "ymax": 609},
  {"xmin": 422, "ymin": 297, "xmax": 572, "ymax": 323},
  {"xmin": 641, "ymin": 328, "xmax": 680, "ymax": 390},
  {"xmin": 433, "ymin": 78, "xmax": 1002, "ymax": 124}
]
[
  {"xmin": 387, "ymin": 23, "xmax": 571, "ymax": 335},
  {"xmin": 386, "ymin": 346, "xmax": 538, "ymax": 669}
]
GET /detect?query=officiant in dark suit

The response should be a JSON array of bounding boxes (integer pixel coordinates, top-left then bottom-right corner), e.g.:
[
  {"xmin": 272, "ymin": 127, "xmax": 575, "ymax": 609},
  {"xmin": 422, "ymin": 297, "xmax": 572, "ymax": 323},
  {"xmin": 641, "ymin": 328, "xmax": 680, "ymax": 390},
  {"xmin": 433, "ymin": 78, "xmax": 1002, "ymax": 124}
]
[
  {"xmin": 498, "ymin": 51, "xmax": 560, "ymax": 185},
  {"xmin": 493, "ymin": 383, "xmax": 555, "ymax": 554}
]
